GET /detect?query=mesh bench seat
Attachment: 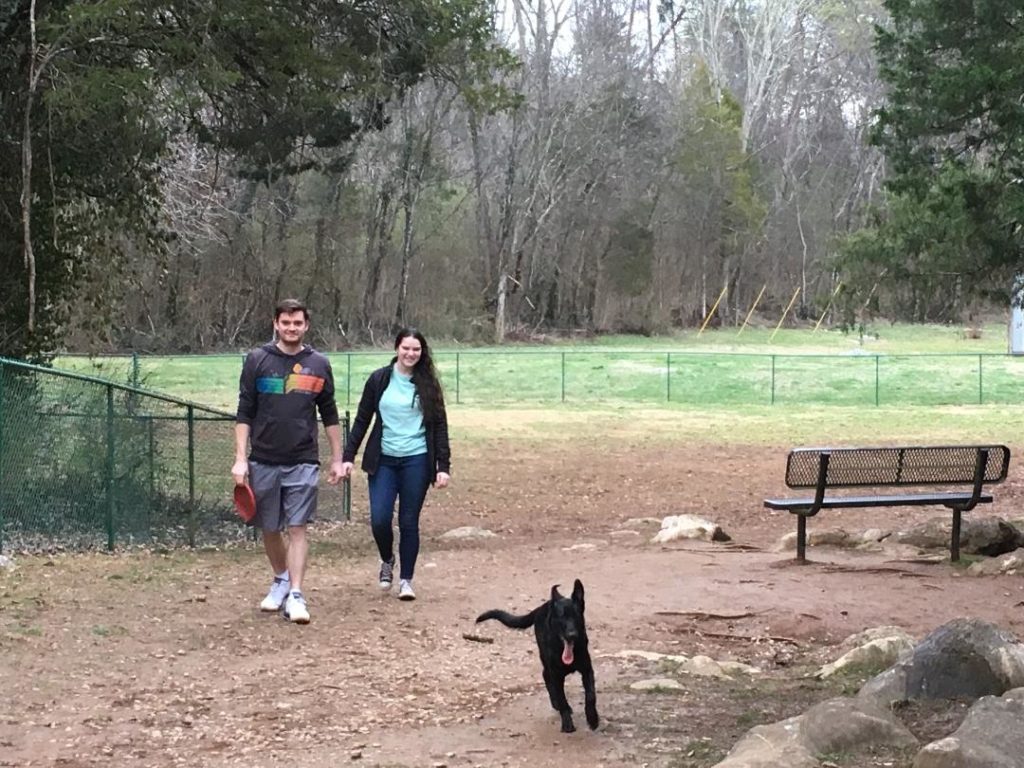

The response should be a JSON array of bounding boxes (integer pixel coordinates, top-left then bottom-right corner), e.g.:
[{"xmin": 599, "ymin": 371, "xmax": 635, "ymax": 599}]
[{"xmin": 764, "ymin": 445, "xmax": 1010, "ymax": 562}]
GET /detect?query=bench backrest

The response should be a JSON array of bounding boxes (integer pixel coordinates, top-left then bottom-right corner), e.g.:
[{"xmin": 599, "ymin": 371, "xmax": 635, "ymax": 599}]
[{"xmin": 784, "ymin": 445, "xmax": 1010, "ymax": 489}]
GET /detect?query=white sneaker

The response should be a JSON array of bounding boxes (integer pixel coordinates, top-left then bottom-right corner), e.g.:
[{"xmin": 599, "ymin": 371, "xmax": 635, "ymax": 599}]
[
  {"xmin": 398, "ymin": 579, "xmax": 416, "ymax": 601},
  {"xmin": 260, "ymin": 576, "xmax": 290, "ymax": 611},
  {"xmin": 378, "ymin": 558, "xmax": 395, "ymax": 590},
  {"xmin": 283, "ymin": 591, "xmax": 310, "ymax": 624}
]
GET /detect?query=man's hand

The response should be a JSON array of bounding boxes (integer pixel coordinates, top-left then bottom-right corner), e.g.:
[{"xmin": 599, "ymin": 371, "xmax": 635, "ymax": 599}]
[
  {"xmin": 435, "ymin": 471, "xmax": 450, "ymax": 488},
  {"xmin": 231, "ymin": 459, "xmax": 248, "ymax": 486},
  {"xmin": 340, "ymin": 461, "xmax": 355, "ymax": 479},
  {"xmin": 326, "ymin": 459, "xmax": 347, "ymax": 485}
]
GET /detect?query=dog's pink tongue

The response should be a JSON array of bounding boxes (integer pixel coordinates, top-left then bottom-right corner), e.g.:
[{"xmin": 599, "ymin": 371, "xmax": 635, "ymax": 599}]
[{"xmin": 562, "ymin": 640, "xmax": 574, "ymax": 665}]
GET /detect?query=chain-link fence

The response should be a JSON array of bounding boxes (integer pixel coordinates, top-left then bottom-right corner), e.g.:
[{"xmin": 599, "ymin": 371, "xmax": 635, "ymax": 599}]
[
  {"xmin": 0, "ymin": 359, "xmax": 350, "ymax": 553},
  {"xmin": 59, "ymin": 350, "xmax": 1024, "ymax": 407}
]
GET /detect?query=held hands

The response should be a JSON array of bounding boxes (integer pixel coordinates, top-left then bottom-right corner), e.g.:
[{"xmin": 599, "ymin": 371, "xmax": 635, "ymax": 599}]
[
  {"xmin": 231, "ymin": 459, "xmax": 248, "ymax": 487},
  {"xmin": 325, "ymin": 461, "xmax": 442, "ymax": 486},
  {"xmin": 326, "ymin": 459, "xmax": 347, "ymax": 485}
]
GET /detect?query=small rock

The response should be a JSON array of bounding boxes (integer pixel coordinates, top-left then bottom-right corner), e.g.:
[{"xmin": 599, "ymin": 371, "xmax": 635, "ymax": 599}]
[{"xmin": 630, "ymin": 678, "xmax": 684, "ymax": 691}]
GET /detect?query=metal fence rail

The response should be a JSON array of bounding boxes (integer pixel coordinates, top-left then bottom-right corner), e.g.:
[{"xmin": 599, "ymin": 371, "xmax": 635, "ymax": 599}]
[
  {"xmin": 0, "ymin": 359, "xmax": 349, "ymax": 553},
  {"xmin": 58, "ymin": 350, "xmax": 1024, "ymax": 407}
]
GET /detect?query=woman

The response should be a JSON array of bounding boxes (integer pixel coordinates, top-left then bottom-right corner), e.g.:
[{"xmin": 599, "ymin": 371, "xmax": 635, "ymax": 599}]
[{"xmin": 341, "ymin": 328, "xmax": 451, "ymax": 600}]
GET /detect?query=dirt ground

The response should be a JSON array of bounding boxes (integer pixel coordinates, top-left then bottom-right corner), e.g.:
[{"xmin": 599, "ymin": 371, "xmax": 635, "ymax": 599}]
[{"xmin": 3, "ymin": 436, "xmax": 1024, "ymax": 768}]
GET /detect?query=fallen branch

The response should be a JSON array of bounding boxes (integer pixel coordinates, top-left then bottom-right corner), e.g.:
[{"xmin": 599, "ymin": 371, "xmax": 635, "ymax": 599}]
[
  {"xmin": 462, "ymin": 633, "xmax": 494, "ymax": 644},
  {"xmin": 662, "ymin": 545, "xmax": 761, "ymax": 554},
  {"xmin": 654, "ymin": 610, "xmax": 765, "ymax": 620},
  {"xmin": 885, "ymin": 558, "xmax": 946, "ymax": 565},
  {"xmin": 287, "ymin": 683, "xmax": 347, "ymax": 695},
  {"xmin": 669, "ymin": 627, "xmax": 800, "ymax": 646},
  {"xmin": 822, "ymin": 565, "xmax": 927, "ymax": 576}
]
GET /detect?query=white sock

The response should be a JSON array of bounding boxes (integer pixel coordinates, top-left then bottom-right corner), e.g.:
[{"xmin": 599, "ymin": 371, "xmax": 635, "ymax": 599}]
[{"xmin": 276, "ymin": 570, "xmax": 290, "ymax": 581}]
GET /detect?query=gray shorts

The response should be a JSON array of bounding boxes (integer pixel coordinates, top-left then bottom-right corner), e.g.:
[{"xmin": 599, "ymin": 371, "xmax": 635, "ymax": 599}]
[{"xmin": 249, "ymin": 462, "xmax": 319, "ymax": 531}]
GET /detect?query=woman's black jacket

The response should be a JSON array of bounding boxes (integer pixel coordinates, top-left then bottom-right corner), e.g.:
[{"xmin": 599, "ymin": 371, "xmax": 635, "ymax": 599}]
[{"xmin": 342, "ymin": 364, "xmax": 451, "ymax": 479}]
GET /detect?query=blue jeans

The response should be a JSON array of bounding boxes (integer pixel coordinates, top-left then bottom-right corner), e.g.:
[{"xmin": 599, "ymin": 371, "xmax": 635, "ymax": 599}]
[{"xmin": 368, "ymin": 453, "xmax": 431, "ymax": 580}]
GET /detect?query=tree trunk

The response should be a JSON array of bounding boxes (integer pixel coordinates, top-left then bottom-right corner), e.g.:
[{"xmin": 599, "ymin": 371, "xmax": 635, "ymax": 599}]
[
  {"xmin": 362, "ymin": 183, "xmax": 396, "ymax": 332},
  {"xmin": 394, "ymin": 183, "xmax": 421, "ymax": 328},
  {"xmin": 20, "ymin": 0, "xmax": 39, "ymax": 333},
  {"xmin": 495, "ymin": 272, "xmax": 507, "ymax": 343},
  {"xmin": 468, "ymin": 110, "xmax": 497, "ymax": 280}
]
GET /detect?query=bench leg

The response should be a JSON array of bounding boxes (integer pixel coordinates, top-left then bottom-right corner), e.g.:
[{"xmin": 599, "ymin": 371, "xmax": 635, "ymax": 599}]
[
  {"xmin": 951, "ymin": 509, "xmax": 961, "ymax": 563},
  {"xmin": 796, "ymin": 515, "xmax": 807, "ymax": 563}
]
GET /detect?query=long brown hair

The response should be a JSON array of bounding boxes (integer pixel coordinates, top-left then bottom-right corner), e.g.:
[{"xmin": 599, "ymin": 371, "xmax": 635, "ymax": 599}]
[{"xmin": 394, "ymin": 328, "xmax": 445, "ymax": 423}]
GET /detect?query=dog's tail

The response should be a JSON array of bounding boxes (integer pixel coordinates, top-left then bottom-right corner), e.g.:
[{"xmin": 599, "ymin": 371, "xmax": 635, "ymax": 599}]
[{"xmin": 475, "ymin": 607, "xmax": 538, "ymax": 630}]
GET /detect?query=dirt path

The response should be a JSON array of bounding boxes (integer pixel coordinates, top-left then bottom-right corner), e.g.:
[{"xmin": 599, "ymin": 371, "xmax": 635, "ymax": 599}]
[{"xmin": 3, "ymin": 442, "xmax": 1024, "ymax": 768}]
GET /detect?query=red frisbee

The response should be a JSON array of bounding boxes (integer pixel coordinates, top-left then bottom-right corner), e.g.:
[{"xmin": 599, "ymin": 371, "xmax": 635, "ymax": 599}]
[{"xmin": 233, "ymin": 484, "xmax": 257, "ymax": 523}]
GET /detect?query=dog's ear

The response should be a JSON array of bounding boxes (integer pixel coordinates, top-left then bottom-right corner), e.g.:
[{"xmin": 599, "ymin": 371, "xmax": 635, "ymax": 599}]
[
  {"xmin": 572, "ymin": 579, "xmax": 585, "ymax": 611},
  {"xmin": 550, "ymin": 584, "xmax": 563, "ymax": 602}
]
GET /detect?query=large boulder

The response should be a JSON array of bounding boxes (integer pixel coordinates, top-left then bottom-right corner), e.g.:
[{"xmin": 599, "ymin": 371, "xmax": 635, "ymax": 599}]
[
  {"xmin": 816, "ymin": 633, "xmax": 916, "ymax": 679},
  {"xmin": 959, "ymin": 518, "xmax": 1024, "ymax": 557},
  {"xmin": 801, "ymin": 697, "xmax": 918, "ymax": 756},
  {"xmin": 859, "ymin": 619, "xmax": 1024, "ymax": 705},
  {"xmin": 775, "ymin": 527, "xmax": 889, "ymax": 552},
  {"xmin": 891, "ymin": 518, "xmax": 956, "ymax": 550},
  {"xmin": 711, "ymin": 698, "xmax": 915, "ymax": 768},
  {"xmin": 708, "ymin": 623, "xmax": 1024, "ymax": 768},
  {"xmin": 651, "ymin": 514, "xmax": 731, "ymax": 544},
  {"xmin": 712, "ymin": 714, "xmax": 818, "ymax": 768},
  {"xmin": 892, "ymin": 517, "xmax": 1022, "ymax": 557},
  {"xmin": 841, "ymin": 626, "xmax": 917, "ymax": 651},
  {"xmin": 614, "ymin": 649, "xmax": 759, "ymax": 678},
  {"xmin": 913, "ymin": 688, "xmax": 1024, "ymax": 768},
  {"xmin": 966, "ymin": 550, "xmax": 1024, "ymax": 576}
]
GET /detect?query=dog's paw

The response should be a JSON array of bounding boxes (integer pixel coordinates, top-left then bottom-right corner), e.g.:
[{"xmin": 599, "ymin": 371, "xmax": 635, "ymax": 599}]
[
  {"xmin": 586, "ymin": 708, "xmax": 599, "ymax": 730},
  {"xmin": 560, "ymin": 722, "xmax": 576, "ymax": 733}
]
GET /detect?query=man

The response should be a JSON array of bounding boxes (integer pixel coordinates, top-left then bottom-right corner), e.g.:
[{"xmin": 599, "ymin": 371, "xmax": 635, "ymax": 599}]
[{"xmin": 232, "ymin": 298, "xmax": 345, "ymax": 624}]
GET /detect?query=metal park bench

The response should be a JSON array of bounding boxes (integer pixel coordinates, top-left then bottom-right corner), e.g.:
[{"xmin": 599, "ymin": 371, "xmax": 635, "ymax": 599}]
[{"xmin": 764, "ymin": 445, "xmax": 1011, "ymax": 563}]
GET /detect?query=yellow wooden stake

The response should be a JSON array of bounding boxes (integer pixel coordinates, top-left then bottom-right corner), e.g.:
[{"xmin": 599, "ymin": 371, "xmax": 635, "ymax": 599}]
[
  {"xmin": 813, "ymin": 282, "xmax": 844, "ymax": 333},
  {"xmin": 771, "ymin": 287, "xmax": 801, "ymax": 341},
  {"xmin": 738, "ymin": 284, "xmax": 767, "ymax": 336},
  {"xmin": 698, "ymin": 285, "xmax": 728, "ymax": 335}
]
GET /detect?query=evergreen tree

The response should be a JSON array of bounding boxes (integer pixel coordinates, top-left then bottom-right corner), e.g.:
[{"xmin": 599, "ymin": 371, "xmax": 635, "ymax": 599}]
[{"xmin": 838, "ymin": 0, "xmax": 1024, "ymax": 320}]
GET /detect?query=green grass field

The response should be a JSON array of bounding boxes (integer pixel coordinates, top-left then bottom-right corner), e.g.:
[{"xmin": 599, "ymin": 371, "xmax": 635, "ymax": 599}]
[{"xmin": 52, "ymin": 322, "xmax": 1024, "ymax": 411}]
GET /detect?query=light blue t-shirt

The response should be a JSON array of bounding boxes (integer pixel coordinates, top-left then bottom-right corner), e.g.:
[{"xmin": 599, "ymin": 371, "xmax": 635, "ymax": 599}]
[{"xmin": 380, "ymin": 366, "xmax": 427, "ymax": 457}]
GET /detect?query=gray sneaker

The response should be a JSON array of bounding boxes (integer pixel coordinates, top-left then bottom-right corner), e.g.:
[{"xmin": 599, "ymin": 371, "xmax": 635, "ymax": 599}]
[
  {"xmin": 378, "ymin": 558, "xmax": 395, "ymax": 590},
  {"xmin": 260, "ymin": 576, "xmax": 290, "ymax": 611},
  {"xmin": 398, "ymin": 579, "xmax": 416, "ymax": 601}
]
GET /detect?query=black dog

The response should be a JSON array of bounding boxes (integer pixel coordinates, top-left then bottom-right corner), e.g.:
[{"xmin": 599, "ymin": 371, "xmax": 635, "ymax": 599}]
[{"xmin": 476, "ymin": 579, "xmax": 598, "ymax": 733}]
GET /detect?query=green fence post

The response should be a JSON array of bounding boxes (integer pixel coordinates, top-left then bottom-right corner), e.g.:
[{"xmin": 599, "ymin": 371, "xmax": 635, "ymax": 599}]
[
  {"xmin": 187, "ymin": 405, "xmax": 196, "ymax": 548},
  {"xmin": 343, "ymin": 409, "xmax": 351, "ymax": 521},
  {"xmin": 666, "ymin": 353, "xmax": 671, "ymax": 402},
  {"xmin": 131, "ymin": 352, "xmax": 140, "ymax": 389},
  {"xmin": 0, "ymin": 360, "xmax": 5, "ymax": 552},
  {"xmin": 561, "ymin": 352, "xmax": 566, "ymax": 403},
  {"xmin": 147, "ymin": 415, "xmax": 154, "ymax": 518},
  {"xmin": 875, "ymin": 356, "xmax": 880, "ymax": 406},
  {"xmin": 106, "ymin": 384, "xmax": 116, "ymax": 551},
  {"xmin": 346, "ymin": 353, "xmax": 352, "ymax": 406},
  {"xmin": 978, "ymin": 354, "xmax": 983, "ymax": 405},
  {"xmin": 770, "ymin": 355, "xmax": 776, "ymax": 405},
  {"xmin": 455, "ymin": 353, "xmax": 461, "ymax": 405}
]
